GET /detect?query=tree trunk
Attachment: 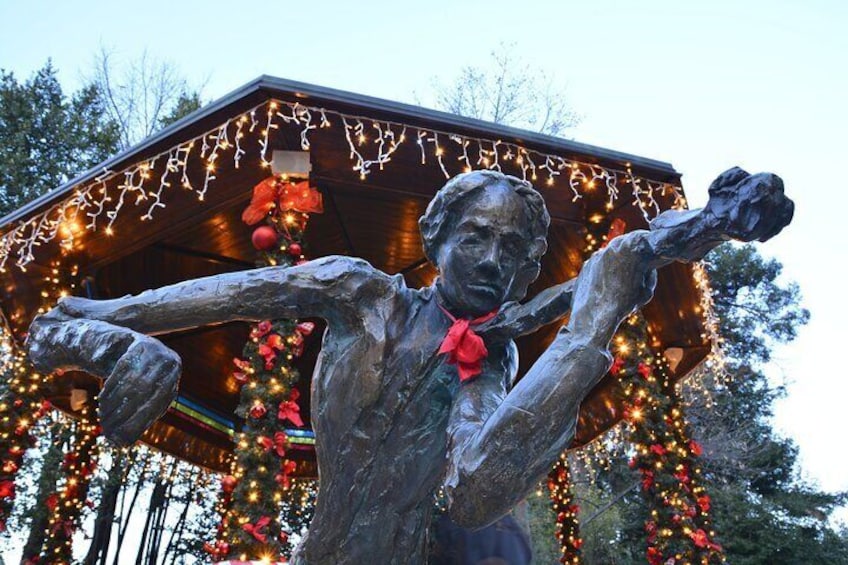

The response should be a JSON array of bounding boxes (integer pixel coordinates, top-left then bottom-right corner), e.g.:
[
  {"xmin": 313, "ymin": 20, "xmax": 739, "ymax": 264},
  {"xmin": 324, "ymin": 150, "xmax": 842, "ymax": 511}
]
[{"xmin": 83, "ymin": 449, "xmax": 132, "ymax": 565}]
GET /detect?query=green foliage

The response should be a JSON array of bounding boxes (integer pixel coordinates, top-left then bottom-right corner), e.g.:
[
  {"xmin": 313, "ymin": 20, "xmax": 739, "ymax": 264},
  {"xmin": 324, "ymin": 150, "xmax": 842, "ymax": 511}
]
[
  {"xmin": 576, "ymin": 244, "xmax": 848, "ymax": 563},
  {"xmin": 0, "ymin": 62, "xmax": 119, "ymax": 217},
  {"xmin": 158, "ymin": 91, "xmax": 203, "ymax": 129}
]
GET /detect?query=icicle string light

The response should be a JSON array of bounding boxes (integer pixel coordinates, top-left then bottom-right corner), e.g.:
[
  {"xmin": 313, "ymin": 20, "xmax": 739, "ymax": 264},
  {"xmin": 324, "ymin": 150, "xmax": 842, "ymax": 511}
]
[{"xmin": 0, "ymin": 99, "xmax": 685, "ymax": 272}]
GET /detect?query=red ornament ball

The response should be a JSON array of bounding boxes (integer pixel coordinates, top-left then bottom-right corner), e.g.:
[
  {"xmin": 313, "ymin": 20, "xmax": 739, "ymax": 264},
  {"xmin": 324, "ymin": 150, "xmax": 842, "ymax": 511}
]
[
  {"xmin": 288, "ymin": 242, "xmax": 302, "ymax": 256},
  {"xmin": 251, "ymin": 226, "xmax": 278, "ymax": 250}
]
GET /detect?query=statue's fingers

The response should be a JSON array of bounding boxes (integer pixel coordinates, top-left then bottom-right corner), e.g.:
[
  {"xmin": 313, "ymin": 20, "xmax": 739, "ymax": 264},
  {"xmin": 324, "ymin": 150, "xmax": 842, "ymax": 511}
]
[
  {"xmin": 116, "ymin": 392, "xmax": 176, "ymax": 445},
  {"xmin": 709, "ymin": 167, "xmax": 750, "ymax": 193}
]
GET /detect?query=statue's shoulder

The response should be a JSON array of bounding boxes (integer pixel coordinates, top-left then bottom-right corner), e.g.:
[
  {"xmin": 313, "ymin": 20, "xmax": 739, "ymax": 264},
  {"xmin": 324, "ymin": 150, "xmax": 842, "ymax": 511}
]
[{"xmin": 306, "ymin": 255, "xmax": 405, "ymax": 302}]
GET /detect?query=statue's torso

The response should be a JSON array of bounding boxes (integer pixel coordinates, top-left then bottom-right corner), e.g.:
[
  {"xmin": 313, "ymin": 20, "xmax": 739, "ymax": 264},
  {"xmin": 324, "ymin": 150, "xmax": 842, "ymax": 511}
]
[{"xmin": 299, "ymin": 275, "xmax": 509, "ymax": 564}]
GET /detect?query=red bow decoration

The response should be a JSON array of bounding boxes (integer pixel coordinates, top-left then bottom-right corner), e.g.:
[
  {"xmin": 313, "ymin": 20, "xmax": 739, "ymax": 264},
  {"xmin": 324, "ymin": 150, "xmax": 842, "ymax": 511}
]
[
  {"xmin": 203, "ymin": 540, "xmax": 230, "ymax": 558},
  {"xmin": 2, "ymin": 460, "xmax": 18, "ymax": 474},
  {"xmin": 697, "ymin": 494, "xmax": 711, "ymax": 513},
  {"xmin": 274, "ymin": 431, "xmax": 289, "ymax": 456},
  {"xmin": 637, "ymin": 362, "xmax": 652, "ymax": 379},
  {"xmin": 437, "ymin": 306, "xmax": 497, "ymax": 382},
  {"xmin": 649, "ymin": 444, "xmax": 666, "ymax": 456},
  {"xmin": 275, "ymin": 460, "xmax": 298, "ymax": 489},
  {"xmin": 296, "ymin": 321, "xmax": 315, "ymax": 336},
  {"xmin": 242, "ymin": 177, "xmax": 323, "ymax": 225},
  {"xmin": 52, "ymin": 519, "xmax": 75, "ymax": 538},
  {"xmin": 278, "ymin": 392, "xmax": 303, "ymax": 427},
  {"xmin": 689, "ymin": 528, "xmax": 722, "ymax": 551},
  {"xmin": 251, "ymin": 320, "xmax": 273, "ymax": 340},
  {"xmin": 242, "ymin": 515, "xmax": 271, "ymax": 543}
]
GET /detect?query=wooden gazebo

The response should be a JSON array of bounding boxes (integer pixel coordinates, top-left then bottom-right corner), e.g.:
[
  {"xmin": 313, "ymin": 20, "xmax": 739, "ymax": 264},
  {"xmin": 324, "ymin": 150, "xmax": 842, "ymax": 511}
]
[{"xmin": 0, "ymin": 76, "xmax": 711, "ymax": 473}]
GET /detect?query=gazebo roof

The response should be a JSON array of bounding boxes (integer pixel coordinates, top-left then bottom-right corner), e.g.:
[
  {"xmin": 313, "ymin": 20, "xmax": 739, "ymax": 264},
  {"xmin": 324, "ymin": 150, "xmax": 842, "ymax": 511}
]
[{"xmin": 0, "ymin": 76, "xmax": 709, "ymax": 472}]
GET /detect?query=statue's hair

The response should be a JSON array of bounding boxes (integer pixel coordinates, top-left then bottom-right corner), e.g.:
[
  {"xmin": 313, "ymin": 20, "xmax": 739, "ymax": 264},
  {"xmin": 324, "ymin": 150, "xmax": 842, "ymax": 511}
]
[{"xmin": 418, "ymin": 170, "xmax": 550, "ymax": 300}]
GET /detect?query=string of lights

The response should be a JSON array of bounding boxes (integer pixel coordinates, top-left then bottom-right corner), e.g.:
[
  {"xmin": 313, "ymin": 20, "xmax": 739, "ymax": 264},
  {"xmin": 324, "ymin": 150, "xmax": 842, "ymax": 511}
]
[{"xmin": 0, "ymin": 99, "xmax": 685, "ymax": 273}]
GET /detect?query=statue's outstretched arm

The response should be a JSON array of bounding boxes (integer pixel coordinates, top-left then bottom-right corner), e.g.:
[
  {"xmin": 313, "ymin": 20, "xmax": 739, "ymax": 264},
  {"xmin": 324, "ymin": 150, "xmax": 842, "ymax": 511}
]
[
  {"xmin": 26, "ymin": 255, "xmax": 383, "ymax": 445},
  {"xmin": 446, "ymin": 167, "xmax": 794, "ymax": 527}
]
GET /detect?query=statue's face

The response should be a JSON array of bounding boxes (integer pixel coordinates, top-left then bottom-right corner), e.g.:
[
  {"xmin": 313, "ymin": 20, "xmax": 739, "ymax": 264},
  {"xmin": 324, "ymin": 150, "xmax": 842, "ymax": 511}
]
[{"xmin": 436, "ymin": 182, "xmax": 532, "ymax": 317}]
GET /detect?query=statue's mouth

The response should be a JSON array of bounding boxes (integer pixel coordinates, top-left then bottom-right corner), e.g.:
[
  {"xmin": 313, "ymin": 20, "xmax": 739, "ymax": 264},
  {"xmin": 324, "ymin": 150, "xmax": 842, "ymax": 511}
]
[{"xmin": 467, "ymin": 282, "xmax": 502, "ymax": 297}]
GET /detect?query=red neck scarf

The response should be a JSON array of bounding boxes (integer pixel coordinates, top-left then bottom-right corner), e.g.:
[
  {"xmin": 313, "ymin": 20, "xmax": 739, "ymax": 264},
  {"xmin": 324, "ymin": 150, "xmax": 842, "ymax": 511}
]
[{"xmin": 438, "ymin": 304, "xmax": 498, "ymax": 382}]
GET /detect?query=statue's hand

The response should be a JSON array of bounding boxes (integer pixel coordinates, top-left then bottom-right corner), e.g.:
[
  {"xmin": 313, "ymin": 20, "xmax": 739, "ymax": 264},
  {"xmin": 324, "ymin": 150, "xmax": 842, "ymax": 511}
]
[
  {"xmin": 701, "ymin": 167, "xmax": 794, "ymax": 243},
  {"xmin": 99, "ymin": 333, "xmax": 181, "ymax": 446},
  {"xmin": 26, "ymin": 312, "xmax": 180, "ymax": 446}
]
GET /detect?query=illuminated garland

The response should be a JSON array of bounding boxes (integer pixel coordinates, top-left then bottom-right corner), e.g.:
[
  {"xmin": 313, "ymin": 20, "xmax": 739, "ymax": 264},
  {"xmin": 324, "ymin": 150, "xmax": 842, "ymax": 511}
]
[
  {"xmin": 40, "ymin": 406, "xmax": 100, "ymax": 564},
  {"xmin": 615, "ymin": 314, "xmax": 723, "ymax": 565},
  {"xmin": 548, "ymin": 456, "xmax": 582, "ymax": 564},
  {"xmin": 0, "ymin": 99, "xmax": 686, "ymax": 273},
  {"xmin": 207, "ymin": 178, "xmax": 317, "ymax": 563},
  {"xmin": 0, "ymin": 260, "xmax": 78, "ymax": 533}
]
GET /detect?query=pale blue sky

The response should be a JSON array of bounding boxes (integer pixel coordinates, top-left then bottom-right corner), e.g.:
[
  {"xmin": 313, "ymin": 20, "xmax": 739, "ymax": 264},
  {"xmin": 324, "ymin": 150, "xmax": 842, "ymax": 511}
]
[{"xmin": 2, "ymin": 0, "xmax": 846, "ymax": 520}]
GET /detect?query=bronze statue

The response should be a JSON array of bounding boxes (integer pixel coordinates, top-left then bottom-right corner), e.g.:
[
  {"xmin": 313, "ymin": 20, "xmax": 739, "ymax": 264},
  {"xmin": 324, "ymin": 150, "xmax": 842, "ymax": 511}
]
[{"xmin": 26, "ymin": 167, "xmax": 793, "ymax": 564}]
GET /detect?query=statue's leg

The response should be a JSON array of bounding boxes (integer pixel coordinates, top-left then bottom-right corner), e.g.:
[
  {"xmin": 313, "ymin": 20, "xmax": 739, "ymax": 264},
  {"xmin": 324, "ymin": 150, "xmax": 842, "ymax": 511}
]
[{"xmin": 28, "ymin": 313, "xmax": 180, "ymax": 445}]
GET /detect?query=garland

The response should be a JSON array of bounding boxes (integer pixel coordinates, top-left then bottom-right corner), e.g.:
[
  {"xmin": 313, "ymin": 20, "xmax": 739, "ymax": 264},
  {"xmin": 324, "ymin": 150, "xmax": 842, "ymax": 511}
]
[
  {"xmin": 616, "ymin": 314, "xmax": 723, "ymax": 564},
  {"xmin": 548, "ymin": 456, "xmax": 583, "ymax": 564},
  {"xmin": 207, "ymin": 176, "xmax": 320, "ymax": 562}
]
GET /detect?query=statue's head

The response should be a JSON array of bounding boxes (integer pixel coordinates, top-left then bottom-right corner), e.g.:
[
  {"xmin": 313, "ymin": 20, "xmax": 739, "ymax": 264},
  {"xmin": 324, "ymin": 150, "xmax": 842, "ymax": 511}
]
[{"xmin": 419, "ymin": 170, "xmax": 550, "ymax": 317}]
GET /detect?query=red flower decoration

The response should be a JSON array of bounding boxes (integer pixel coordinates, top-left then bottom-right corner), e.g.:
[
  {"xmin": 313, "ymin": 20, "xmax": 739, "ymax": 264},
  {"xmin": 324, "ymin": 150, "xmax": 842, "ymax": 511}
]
[
  {"xmin": 278, "ymin": 400, "xmax": 304, "ymax": 427},
  {"xmin": 242, "ymin": 515, "xmax": 271, "ymax": 543},
  {"xmin": 697, "ymin": 494, "xmax": 711, "ymax": 513},
  {"xmin": 242, "ymin": 177, "xmax": 323, "ymax": 225},
  {"xmin": 637, "ymin": 362, "xmax": 652, "ymax": 379},
  {"xmin": 674, "ymin": 466, "xmax": 691, "ymax": 484},
  {"xmin": 233, "ymin": 357, "xmax": 251, "ymax": 371},
  {"xmin": 249, "ymin": 401, "xmax": 267, "ymax": 419}
]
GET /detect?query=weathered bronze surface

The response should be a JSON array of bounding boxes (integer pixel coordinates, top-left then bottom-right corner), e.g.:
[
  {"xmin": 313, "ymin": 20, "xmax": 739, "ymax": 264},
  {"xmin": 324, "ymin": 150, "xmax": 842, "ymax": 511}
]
[{"xmin": 27, "ymin": 167, "xmax": 792, "ymax": 564}]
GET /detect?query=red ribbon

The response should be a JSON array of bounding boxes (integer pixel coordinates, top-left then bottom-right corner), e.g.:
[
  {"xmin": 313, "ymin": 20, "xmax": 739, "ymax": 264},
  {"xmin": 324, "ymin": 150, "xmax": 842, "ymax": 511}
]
[
  {"xmin": 438, "ymin": 305, "xmax": 497, "ymax": 382},
  {"xmin": 278, "ymin": 400, "xmax": 303, "ymax": 427},
  {"xmin": 242, "ymin": 516, "xmax": 271, "ymax": 543}
]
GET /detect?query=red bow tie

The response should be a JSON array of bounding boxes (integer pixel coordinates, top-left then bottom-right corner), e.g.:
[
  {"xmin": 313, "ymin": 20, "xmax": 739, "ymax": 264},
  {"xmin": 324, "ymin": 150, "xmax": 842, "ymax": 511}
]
[{"xmin": 438, "ymin": 305, "xmax": 497, "ymax": 382}]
